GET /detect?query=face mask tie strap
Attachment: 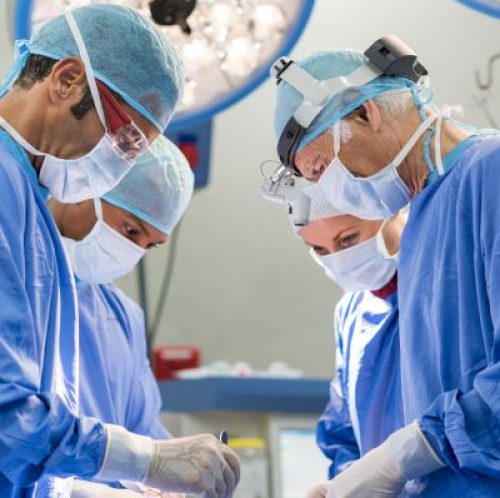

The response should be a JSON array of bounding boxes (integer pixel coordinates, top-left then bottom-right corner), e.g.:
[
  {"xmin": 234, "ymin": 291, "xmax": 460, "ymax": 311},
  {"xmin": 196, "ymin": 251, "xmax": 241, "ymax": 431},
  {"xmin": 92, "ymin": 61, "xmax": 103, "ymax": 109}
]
[
  {"xmin": 333, "ymin": 120, "xmax": 341, "ymax": 156},
  {"xmin": 433, "ymin": 105, "xmax": 460, "ymax": 177},
  {"xmin": 392, "ymin": 112, "xmax": 440, "ymax": 168},
  {"xmin": 93, "ymin": 198, "xmax": 104, "ymax": 221},
  {"xmin": 64, "ymin": 10, "xmax": 106, "ymax": 129}
]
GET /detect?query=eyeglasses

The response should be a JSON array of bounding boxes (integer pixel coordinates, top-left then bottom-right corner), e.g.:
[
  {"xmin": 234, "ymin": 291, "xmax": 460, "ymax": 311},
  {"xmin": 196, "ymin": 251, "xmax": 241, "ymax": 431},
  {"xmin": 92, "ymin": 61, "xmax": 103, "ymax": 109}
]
[{"xmin": 96, "ymin": 80, "xmax": 149, "ymax": 163}]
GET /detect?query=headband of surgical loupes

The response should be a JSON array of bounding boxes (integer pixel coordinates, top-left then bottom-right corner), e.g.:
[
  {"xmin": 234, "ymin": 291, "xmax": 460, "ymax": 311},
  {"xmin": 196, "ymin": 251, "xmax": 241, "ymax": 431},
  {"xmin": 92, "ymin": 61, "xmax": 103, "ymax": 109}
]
[{"xmin": 271, "ymin": 35, "xmax": 428, "ymax": 174}]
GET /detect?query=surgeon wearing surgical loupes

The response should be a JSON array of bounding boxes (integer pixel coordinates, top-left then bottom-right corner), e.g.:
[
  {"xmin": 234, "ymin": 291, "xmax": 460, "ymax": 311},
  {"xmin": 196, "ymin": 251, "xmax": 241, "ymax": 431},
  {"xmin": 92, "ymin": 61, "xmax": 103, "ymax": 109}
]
[
  {"xmin": 0, "ymin": 5, "xmax": 238, "ymax": 498},
  {"xmin": 271, "ymin": 35, "xmax": 500, "ymax": 497}
]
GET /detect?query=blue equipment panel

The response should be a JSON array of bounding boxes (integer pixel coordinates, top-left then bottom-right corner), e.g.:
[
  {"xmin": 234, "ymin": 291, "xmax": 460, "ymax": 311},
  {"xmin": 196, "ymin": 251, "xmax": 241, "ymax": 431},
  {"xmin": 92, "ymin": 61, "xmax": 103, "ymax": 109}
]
[
  {"xmin": 166, "ymin": 119, "xmax": 212, "ymax": 189},
  {"xmin": 159, "ymin": 377, "xmax": 330, "ymax": 414}
]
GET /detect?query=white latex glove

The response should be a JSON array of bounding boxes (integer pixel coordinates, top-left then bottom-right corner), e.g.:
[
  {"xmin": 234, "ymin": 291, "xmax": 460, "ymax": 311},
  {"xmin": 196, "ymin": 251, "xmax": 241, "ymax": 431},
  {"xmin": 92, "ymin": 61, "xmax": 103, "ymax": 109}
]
[
  {"xmin": 97, "ymin": 425, "xmax": 240, "ymax": 498},
  {"xmin": 305, "ymin": 422, "xmax": 445, "ymax": 498},
  {"xmin": 146, "ymin": 434, "xmax": 241, "ymax": 498}
]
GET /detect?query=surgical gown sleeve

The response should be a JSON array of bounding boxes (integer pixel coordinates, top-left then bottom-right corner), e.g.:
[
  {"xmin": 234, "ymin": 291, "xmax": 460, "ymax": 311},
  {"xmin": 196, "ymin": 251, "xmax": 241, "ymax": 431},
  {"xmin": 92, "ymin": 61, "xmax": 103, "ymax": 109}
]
[
  {"xmin": 419, "ymin": 145, "xmax": 500, "ymax": 479},
  {"xmin": 0, "ymin": 144, "xmax": 106, "ymax": 485},
  {"xmin": 316, "ymin": 304, "xmax": 360, "ymax": 479},
  {"xmin": 122, "ymin": 293, "xmax": 171, "ymax": 440},
  {"xmin": 128, "ymin": 364, "xmax": 171, "ymax": 440}
]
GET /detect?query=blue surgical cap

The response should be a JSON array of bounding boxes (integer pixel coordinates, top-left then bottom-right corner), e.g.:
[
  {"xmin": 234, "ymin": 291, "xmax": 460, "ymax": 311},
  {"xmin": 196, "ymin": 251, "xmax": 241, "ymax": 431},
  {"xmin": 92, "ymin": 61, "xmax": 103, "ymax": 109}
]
[
  {"xmin": 5, "ymin": 5, "xmax": 184, "ymax": 131},
  {"xmin": 274, "ymin": 49, "xmax": 416, "ymax": 153},
  {"xmin": 103, "ymin": 135, "xmax": 194, "ymax": 235}
]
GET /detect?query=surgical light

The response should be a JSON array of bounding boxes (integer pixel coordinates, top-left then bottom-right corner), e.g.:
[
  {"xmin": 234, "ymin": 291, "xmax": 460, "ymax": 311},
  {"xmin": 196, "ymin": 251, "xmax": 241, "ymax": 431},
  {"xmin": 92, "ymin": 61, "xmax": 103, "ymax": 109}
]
[{"xmin": 14, "ymin": 0, "xmax": 315, "ymax": 130}]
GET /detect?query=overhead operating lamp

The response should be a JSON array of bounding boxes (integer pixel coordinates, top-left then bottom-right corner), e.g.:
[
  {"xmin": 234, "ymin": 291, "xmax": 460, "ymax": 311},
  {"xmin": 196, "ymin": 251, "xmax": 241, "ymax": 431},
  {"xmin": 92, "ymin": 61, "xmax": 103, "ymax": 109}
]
[
  {"xmin": 10, "ymin": 0, "xmax": 315, "ymax": 352},
  {"xmin": 13, "ymin": 0, "xmax": 315, "ymax": 131}
]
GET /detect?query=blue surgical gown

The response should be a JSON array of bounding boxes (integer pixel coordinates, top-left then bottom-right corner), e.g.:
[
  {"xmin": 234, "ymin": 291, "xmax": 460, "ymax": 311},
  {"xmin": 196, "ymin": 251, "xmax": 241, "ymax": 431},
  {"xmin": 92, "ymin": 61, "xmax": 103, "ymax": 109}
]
[
  {"xmin": 36, "ymin": 281, "xmax": 170, "ymax": 496},
  {"xmin": 317, "ymin": 289, "xmax": 404, "ymax": 479},
  {"xmin": 0, "ymin": 131, "xmax": 106, "ymax": 497},
  {"xmin": 77, "ymin": 280, "xmax": 169, "ymax": 440},
  {"xmin": 399, "ymin": 136, "xmax": 500, "ymax": 496}
]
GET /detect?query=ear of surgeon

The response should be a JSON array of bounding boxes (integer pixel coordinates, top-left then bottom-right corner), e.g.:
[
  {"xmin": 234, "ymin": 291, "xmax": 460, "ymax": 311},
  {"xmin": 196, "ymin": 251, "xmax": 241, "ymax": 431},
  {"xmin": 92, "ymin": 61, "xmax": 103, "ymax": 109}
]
[{"xmin": 48, "ymin": 135, "xmax": 194, "ymax": 284}]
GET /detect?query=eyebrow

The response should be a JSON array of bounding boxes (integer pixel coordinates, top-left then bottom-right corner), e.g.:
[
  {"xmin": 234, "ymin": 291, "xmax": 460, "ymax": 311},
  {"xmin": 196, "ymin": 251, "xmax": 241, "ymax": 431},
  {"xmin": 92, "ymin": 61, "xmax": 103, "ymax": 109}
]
[
  {"xmin": 130, "ymin": 214, "xmax": 150, "ymax": 238},
  {"xmin": 320, "ymin": 224, "xmax": 356, "ymax": 246},
  {"xmin": 333, "ymin": 225, "xmax": 361, "ymax": 242},
  {"xmin": 304, "ymin": 240, "xmax": 327, "ymax": 252}
]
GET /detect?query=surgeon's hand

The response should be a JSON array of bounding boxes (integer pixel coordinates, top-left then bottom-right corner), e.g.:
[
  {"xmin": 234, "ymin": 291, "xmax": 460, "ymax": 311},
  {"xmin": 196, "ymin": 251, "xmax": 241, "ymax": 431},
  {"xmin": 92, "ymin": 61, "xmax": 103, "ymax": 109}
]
[
  {"xmin": 308, "ymin": 446, "xmax": 406, "ymax": 498},
  {"xmin": 145, "ymin": 434, "xmax": 241, "ymax": 498},
  {"xmin": 304, "ymin": 422, "xmax": 444, "ymax": 498}
]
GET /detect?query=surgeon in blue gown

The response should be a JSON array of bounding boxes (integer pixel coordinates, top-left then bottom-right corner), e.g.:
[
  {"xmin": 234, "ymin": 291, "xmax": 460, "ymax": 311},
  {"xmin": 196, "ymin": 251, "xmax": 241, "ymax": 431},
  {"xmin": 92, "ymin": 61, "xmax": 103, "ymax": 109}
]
[
  {"xmin": 282, "ymin": 187, "xmax": 406, "ymax": 479},
  {"xmin": 397, "ymin": 135, "xmax": 500, "ymax": 497},
  {"xmin": 0, "ymin": 4, "xmax": 240, "ymax": 498},
  {"xmin": 45, "ymin": 135, "xmax": 193, "ymax": 498},
  {"xmin": 272, "ymin": 44, "xmax": 500, "ymax": 497},
  {"xmin": 0, "ymin": 4, "xmax": 185, "ymax": 497}
]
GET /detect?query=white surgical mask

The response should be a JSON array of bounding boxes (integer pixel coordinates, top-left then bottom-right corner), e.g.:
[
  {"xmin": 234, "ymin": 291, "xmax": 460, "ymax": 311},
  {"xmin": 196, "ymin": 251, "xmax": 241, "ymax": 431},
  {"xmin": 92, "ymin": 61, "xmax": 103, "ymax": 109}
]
[
  {"xmin": 317, "ymin": 112, "xmax": 440, "ymax": 220},
  {"xmin": 62, "ymin": 198, "xmax": 145, "ymax": 284},
  {"xmin": 0, "ymin": 11, "xmax": 143, "ymax": 203},
  {"xmin": 0, "ymin": 117, "xmax": 134, "ymax": 203},
  {"xmin": 310, "ymin": 225, "xmax": 398, "ymax": 292}
]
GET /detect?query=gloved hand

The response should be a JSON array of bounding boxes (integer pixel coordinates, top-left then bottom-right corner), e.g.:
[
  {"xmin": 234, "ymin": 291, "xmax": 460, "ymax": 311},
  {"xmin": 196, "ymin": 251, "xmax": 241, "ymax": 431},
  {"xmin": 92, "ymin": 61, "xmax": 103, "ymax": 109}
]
[
  {"xmin": 145, "ymin": 434, "xmax": 240, "ymax": 498},
  {"xmin": 304, "ymin": 421, "xmax": 445, "ymax": 498},
  {"xmin": 96, "ymin": 425, "xmax": 240, "ymax": 498}
]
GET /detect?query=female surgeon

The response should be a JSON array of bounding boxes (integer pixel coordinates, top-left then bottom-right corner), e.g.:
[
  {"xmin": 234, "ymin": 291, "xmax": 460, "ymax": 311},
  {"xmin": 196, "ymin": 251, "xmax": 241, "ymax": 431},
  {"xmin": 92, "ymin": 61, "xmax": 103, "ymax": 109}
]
[
  {"xmin": 296, "ymin": 188, "xmax": 407, "ymax": 497},
  {"xmin": 262, "ymin": 180, "xmax": 406, "ymax": 493}
]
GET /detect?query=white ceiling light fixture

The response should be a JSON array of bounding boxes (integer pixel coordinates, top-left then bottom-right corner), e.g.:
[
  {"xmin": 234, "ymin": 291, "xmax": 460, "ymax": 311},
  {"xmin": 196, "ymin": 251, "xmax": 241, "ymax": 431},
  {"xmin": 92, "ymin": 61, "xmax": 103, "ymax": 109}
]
[{"xmin": 15, "ymin": 0, "xmax": 315, "ymax": 130}]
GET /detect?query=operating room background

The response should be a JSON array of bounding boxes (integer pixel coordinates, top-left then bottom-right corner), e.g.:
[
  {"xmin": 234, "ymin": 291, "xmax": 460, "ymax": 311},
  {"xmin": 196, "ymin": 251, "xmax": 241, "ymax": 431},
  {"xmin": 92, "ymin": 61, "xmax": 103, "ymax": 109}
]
[{"xmin": 1, "ymin": 0, "xmax": 499, "ymax": 377}]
